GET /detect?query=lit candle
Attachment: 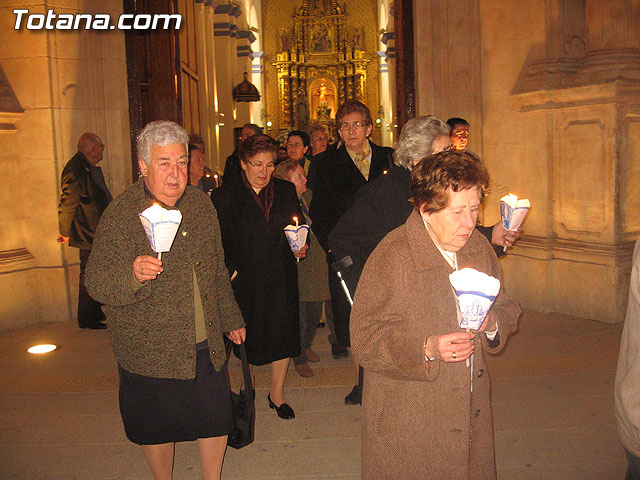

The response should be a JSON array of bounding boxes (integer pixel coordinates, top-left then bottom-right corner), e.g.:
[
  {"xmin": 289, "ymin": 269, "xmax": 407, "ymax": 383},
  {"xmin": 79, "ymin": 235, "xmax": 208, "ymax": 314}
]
[{"xmin": 293, "ymin": 216, "xmax": 299, "ymax": 227}]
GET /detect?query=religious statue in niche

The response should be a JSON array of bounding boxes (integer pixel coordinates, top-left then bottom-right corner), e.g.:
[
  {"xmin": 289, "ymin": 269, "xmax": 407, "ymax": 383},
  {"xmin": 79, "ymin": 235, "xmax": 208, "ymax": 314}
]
[
  {"xmin": 278, "ymin": 27, "xmax": 290, "ymax": 52},
  {"xmin": 309, "ymin": 78, "xmax": 336, "ymax": 120},
  {"xmin": 296, "ymin": 87, "xmax": 310, "ymax": 129},
  {"xmin": 310, "ymin": 23, "xmax": 333, "ymax": 54},
  {"xmin": 353, "ymin": 26, "xmax": 365, "ymax": 50}
]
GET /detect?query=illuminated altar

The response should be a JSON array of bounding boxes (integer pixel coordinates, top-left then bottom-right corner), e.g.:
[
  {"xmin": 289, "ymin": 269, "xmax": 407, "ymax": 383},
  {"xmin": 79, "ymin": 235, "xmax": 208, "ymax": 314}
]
[{"xmin": 272, "ymin": 0, "xmax": 370, "ymax": 132}]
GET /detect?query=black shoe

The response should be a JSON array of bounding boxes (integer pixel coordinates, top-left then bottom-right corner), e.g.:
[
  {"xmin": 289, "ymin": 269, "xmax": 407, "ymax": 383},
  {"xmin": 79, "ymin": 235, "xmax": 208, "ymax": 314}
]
[
  {"xmin": 344, "ymin": 385, "xmax": 362, "ymax": 405},
  {"xmin": 331, "ymin": 344, "xmax": 349, "ymax": 359},
  {"xmin": 80, "ymin": 322, "xmax": 107, "ymax": 330},
  {"xmin": 268, "ymin": 394, "xmax": 295, "ymax": 419}
]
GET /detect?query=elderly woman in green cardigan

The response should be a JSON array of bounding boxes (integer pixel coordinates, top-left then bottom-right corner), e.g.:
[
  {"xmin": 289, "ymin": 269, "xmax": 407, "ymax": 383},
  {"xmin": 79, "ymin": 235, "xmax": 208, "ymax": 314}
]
[{"xmin": 86, "ymin": 120, "xmax": 245, "ymax": 480}]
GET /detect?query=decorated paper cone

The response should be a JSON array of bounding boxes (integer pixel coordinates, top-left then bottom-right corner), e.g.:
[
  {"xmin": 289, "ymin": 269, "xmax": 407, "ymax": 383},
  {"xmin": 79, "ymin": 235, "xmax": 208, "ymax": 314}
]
[
  {"xmin": 449, "ymin": 268, "xmax": 500, "ymax": 331},
  {"xmin": 139, "ymin": 204, "xmax": 182, "ymax": 254},
  {"xmin": 500, "ymin": 193, "xmax": 530, "ymax": 252},
  {"xmin": 284, "ymin": 224, "xmax": 309, "ymax": 262}
]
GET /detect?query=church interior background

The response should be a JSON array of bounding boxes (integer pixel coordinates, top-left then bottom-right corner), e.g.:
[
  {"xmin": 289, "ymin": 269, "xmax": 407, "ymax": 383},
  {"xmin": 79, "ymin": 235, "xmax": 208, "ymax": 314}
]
[{"xmin": 0, "ymin": 0, "xmax": 638, "ymax": 330}]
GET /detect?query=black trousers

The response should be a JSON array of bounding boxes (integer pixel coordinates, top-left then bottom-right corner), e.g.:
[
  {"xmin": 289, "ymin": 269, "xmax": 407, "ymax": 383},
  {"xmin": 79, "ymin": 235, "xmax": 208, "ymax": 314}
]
[
  {"xmin": 327, "ymin": 260, "xmax": 353, "ymax": 348},
  {"xmin": 78, "ymin": 249, "xmax": 104, "ymax": 327}
]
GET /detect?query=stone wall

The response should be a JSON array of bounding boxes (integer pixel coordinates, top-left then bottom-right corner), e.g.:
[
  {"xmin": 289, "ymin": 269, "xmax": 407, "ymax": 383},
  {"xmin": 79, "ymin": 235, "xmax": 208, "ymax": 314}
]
[
  {"xmin": 0, "ymin": 1, "xmax": 131, "ymax": 330},
  {"xmin": 412, "ymin": 0, "xmax": 640, "ymax": 323}
]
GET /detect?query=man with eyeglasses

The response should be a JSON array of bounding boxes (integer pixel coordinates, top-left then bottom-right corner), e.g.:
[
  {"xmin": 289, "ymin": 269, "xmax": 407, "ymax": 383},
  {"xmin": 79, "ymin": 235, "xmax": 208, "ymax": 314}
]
[
  {"xmin": 310, "ymin": 100, "xmax": 393, "ymax": 403},
  {"xmin": 57, "ymin": 132, "xmax": 112, "ymax": 329}
]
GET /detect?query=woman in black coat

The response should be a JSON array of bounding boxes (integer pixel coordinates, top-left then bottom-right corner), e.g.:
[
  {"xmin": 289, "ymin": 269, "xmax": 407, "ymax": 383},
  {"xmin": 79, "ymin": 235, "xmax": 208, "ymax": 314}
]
[{"xmin": 211, "ymin": 134, "xmax": 307, "ymax": 420}]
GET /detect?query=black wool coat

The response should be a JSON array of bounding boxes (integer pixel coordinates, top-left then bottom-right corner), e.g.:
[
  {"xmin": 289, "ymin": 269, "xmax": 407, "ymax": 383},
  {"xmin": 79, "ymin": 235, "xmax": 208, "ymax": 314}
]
[
  {"xmin": 309, "ymin": 141, "xmax": 393, "ymax": 253},
  {"xmin": 329, "ymin": 165, "xmax": 504, "ymax": 294},
  {"xmin": 211, "ymin": 177, "xmax": 304, "ymax": 365},
  {"xmin": 329, "ymin": 165, "xmax": 412, "ymax": 294}
]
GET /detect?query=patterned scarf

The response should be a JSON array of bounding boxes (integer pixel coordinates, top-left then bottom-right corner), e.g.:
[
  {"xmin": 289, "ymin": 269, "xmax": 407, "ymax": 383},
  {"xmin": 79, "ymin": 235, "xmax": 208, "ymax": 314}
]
[
  {"xmin": 346, "ymin": 141, "xmax": 372, "ymax": 180},
  {"xmin": 242, "ymin": 170, "xmax": 275, "ymax": 221}
]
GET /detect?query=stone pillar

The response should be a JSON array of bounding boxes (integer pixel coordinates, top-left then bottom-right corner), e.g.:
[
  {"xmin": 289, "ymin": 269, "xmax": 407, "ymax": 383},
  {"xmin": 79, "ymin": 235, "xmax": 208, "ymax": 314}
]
[
  {"xmin": 213, "ymin": 5, "xmax": 241, "ymax": 161},
  {"xmin": 0, "ymin": 0, "xmax": 130, "ymax": 330},
  {"xmin": 506, "ymin": 0, "xmax": 640, "ymax": 323},
  {"xmin": 582, "ymin": 0, "xmax": 640, "ymax": 82},
  {"xmin": 412, "ymin": 0, "xmax": 484, "ymax": 154}
]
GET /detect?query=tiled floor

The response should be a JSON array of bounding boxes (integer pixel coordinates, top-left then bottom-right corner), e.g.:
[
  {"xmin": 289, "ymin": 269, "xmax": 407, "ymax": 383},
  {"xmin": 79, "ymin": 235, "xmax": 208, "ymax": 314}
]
[{"xmin": 0, "ymin": 310, "xmax": 628, "ymax": 479}]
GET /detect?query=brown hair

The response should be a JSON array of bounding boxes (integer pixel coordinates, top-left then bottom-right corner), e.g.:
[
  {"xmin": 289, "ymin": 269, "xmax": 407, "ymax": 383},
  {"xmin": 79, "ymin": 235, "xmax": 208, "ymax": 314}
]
[
  {"xmin": 410, "ymin": 150, "xmax": 489, "ymax": 214},
  {"xmin": 274, "ymin": 158, "xmax": 302, "ymax": 181},
  {"xmin": 335, "ymin": 100, "xmax": 373, "ymax": 128},
  {"xmin": 239, "ymin": 133, "xmax": 278, "ymax": 163}
]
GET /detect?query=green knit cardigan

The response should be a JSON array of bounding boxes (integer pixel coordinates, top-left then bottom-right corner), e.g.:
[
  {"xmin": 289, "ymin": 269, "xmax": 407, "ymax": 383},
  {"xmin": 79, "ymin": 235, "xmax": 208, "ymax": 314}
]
[{"xmin": 86, "ymin": 179, "xmax": 244, "ymax": 379}]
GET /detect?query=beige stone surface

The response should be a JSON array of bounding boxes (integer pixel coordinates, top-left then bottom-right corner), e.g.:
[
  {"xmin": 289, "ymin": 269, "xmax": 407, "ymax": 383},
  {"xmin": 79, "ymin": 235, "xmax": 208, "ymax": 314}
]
[
  {"xmin": 0, "ymin": 310, "xmax": 629, "ymax": 479},
  {"xmin": 0, "ymin": 0, "xmax": 131, "ymax": 330},
  {"xmin": 414, "ymin": 0, "xmax": 640, "ymax": 323}
]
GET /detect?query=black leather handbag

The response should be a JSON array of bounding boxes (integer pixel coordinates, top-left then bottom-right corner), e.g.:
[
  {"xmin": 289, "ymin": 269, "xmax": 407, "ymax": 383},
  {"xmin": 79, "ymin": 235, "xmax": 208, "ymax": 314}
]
[{"xmin": 227, "ymin": 340, "xmax": 255, "ymax": 449}]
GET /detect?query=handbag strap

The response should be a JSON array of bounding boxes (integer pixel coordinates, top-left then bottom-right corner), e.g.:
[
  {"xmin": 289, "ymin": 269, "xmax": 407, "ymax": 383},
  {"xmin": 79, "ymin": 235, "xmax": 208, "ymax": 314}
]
[{"xmin": 238, "ymin": 341, "xmax": 254, "ymax": 396}]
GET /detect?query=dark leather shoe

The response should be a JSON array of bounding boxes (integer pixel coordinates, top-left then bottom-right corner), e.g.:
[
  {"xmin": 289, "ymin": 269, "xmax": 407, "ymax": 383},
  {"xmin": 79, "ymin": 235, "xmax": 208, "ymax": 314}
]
[
  {"xmin": 268, "ymin": 394, "xmax": 295, "ymax": 419},
  {"xmin": 331, "ymin": 344, "xmax": 349, "ymax": 359},
  {"xmin": 344, "ymin": 385, "xmax": 362, "ymax": 405},
  {"xmin": 80, "ymin": 322, "xmax": 107, "ymax": 330}
]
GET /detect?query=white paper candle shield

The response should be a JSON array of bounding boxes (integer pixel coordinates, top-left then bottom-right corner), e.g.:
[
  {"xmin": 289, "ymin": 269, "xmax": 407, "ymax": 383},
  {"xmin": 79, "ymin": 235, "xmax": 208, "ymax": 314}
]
[
  {"xmin": 449, "ymin": 268, "xmax": 501, "ymax": 330},
  {"xmin": 139, "ymin": 204, "xmax": 182, "ymax": 253},
  {"xmin": 500, "ymin": 193, "xmax": 530, "ymax": 231},
  {"xmin": 284, "ymin": 224, "xmax": 309, "ymax": 252}
]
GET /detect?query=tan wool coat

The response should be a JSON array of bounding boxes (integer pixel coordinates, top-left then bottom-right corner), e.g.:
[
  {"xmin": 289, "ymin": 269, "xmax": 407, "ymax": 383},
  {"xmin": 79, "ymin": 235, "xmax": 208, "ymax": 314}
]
[
  {"xmin": 615, "ymin": 238, "xmax": 640, "ymax": 457},
  {"xmin": 297, "ymin": 189, "xmax": 330, "ymax": 302},
  {"xmin": 350, "ymin": 210, "xmax": 521, "ymax": 480}
]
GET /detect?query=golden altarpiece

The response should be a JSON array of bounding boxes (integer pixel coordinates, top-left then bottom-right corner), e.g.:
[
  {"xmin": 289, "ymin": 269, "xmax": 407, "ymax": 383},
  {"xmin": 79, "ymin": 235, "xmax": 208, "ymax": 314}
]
[{"xmin": 272, "ymin": 0, "xmax": 370, "ymax": 133}]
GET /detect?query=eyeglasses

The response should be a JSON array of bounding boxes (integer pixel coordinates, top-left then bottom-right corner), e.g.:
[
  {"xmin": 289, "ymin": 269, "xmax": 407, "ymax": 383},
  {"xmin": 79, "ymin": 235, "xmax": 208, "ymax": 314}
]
[
  {"xmin": 339, "ymin": 121, "xmax": 366, "ymax": 131},
  {"xmin": 287, "ymin": 142, "xmax": 304, "ymax": 148},
  {"xmin": 246, "ymin": 160, "xmax": 275, "ymax": 170}
]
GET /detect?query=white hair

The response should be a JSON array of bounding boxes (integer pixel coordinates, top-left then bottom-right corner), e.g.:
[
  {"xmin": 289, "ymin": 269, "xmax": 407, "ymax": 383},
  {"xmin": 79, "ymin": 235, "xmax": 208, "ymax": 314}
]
[
  {"xmin": 137, "ymin": 120, "xmax": 189, "ymax": 165},
  {"xmin": 393, "ymin": 116, "xmax": 450, "ymax": 170}
]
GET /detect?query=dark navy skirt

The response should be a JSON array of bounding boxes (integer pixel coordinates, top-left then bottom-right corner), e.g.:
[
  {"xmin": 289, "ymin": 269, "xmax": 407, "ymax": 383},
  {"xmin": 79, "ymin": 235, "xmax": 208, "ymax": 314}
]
[{"xmin": 118, "ymin": 341, "xmax": 233, "ymax": 445}]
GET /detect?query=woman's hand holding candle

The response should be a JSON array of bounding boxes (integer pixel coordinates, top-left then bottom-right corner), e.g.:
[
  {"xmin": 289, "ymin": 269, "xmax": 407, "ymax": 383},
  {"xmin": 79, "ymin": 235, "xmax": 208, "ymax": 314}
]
[
  {"xmin": 424, "ymin": 332, "xmax": 475, "ymax": 363},
  {"xmin": 293, "ymin": 243, "xmax": 309, "ymax": 259}
]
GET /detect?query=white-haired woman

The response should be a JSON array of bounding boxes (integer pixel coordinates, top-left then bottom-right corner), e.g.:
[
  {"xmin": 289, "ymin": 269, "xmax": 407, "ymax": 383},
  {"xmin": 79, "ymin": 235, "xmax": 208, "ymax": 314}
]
[{"xmin": 86, "ymin": 120, "xmax": 245, "ymax": 479}]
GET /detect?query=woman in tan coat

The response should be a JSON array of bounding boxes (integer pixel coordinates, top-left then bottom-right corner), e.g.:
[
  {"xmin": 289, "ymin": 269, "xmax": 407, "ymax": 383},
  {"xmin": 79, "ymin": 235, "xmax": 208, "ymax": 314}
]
[{"xmin": 350, "ymin": 150, "xmax": 521, "ymax": 480}]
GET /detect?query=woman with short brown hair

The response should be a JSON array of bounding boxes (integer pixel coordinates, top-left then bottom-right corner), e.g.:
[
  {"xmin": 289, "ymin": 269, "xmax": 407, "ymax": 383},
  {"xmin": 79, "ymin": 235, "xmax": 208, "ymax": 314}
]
[
  {"xmin": 350, "ymin": 149, "xmax": 520, "ymax": 479},
  {"xmin": 211, "ymin": 134, "xmax": 307, "ymax": 420}
]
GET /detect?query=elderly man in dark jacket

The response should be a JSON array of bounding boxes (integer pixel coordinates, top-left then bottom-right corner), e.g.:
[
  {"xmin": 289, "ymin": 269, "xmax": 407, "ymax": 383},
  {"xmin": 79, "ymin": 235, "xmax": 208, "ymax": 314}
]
[
  {"xmin": 309, "ymin": 100, "xmax": 393, "ymax": 404},
  {"xmin": 58, "ymin": 132, "xmax": 112, "ymax": 329}
]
